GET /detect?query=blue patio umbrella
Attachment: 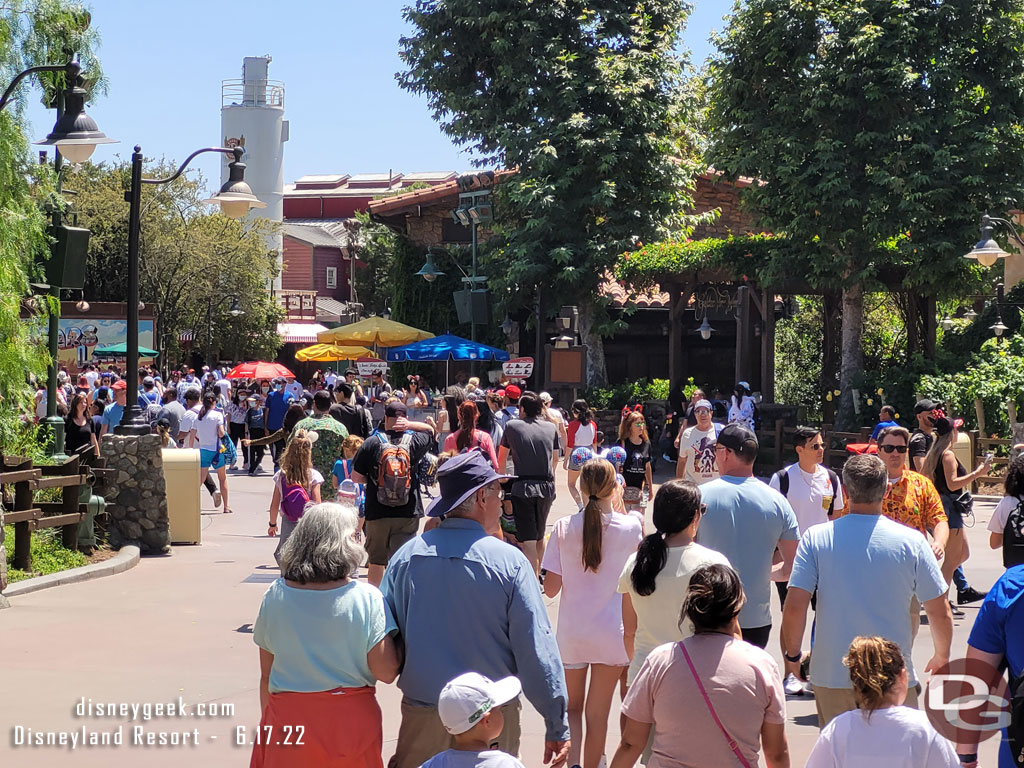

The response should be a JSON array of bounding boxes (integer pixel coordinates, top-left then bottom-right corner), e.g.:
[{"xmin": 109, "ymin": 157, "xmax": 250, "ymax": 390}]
[{"xmin": 386, "ymin": 333, "xmax": 509, "ymax": 384}]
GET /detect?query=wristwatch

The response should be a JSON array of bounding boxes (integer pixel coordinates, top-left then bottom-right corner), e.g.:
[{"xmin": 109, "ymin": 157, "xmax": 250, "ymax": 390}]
[
  {"xmin": 784, "ymin": 650, "xmax": 802, "ymax": 663},
  {"xmin": 268, "ymin": 521, "xmax": 277, "ymax": 527}
]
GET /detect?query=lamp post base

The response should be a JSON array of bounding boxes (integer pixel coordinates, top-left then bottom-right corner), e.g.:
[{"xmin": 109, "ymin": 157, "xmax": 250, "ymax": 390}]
[
  {"xmin": 114, "ymin": 406, "xmax": 152, "ymax": 437},
  {"xmin": 41, "ymin": 415, "xmax": 69, "ymax": 462}
]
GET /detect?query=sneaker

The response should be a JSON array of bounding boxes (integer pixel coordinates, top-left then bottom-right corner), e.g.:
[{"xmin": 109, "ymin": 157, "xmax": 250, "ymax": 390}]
[
  {"xmin": 950, "ymin": 600, "xmax": 965, "ymax": 618},
  {"xmin": 803, "ymin": 680, "xmax": 814, "ymax": 694},
  {"xmin": 213, "ymin": 490, "xmax": 222, "ymax": 508},
  {"xmin": 957, "ymin": 586, "xmax": 987, "ymax": 605},
  {"xmin": 784, "ymin": 673, "xmax": 804, "ymax": 696}
]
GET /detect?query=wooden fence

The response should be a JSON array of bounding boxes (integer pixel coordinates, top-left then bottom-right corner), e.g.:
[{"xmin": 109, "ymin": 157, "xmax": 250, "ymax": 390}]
[{"xmin": 1, "ymin": 451, "xmax": 109, "ymax": 574}]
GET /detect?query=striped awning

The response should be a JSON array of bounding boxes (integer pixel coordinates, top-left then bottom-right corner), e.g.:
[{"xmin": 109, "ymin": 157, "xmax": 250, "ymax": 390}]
[
  {"xmin": 179, "ymin": 330, "xmax": 197, "ymax": 342},
  {"xmin": 277, "ymin": 322, "xmax": 329, "ymax": 344}
]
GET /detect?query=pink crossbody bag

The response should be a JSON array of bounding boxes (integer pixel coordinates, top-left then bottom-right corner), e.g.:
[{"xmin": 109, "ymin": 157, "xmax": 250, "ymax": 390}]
[{"xmin": 679, "ymin": 641, "xmax": 753, "ymax": 768}]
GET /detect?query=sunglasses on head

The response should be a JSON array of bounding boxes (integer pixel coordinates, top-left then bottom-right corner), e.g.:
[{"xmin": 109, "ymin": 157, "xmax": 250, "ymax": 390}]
[{"xmin": 880, "ymin": 444, "xmax": 908, "ymax": 454}]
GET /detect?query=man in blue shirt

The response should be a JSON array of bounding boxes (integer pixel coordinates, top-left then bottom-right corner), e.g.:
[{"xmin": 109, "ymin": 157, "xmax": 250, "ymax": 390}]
[
  {"xmin": 100, "ymin": 380, "xmax": 127, "ymax": 437},
  {"xmin": 782, "ymin": 454, "xmax": 953, "ymax": 728},
  {"xmin": 956, "ymin": 565, "xmax": 1024, "ymax": 768},
  {"xmin": 381, "ymin": 451, "xmax": 569, "ymax": 768},
  {"xmin": 696, "ymin": 423, "xmax": 800, "ymax": 649},
  {"xmin": 869, "ymin": 404, "xmax": 900, "ymax": 444},
  {"xmin": 263, "ymin": 378, "xmax": 294, "ymax": 468}
]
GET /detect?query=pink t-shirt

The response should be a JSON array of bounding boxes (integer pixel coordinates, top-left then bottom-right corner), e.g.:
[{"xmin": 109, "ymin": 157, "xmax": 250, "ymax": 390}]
[
  {"xmin": 443, "ymin": 430, "xmax": 499, "ymax": 469},
  {"xmin": 622, "ymin": 634, "xmax": 786, "ymax": 768},
  {"xmin": 541, "ymin": 510, "xmax": 643, "ymax": 665}
]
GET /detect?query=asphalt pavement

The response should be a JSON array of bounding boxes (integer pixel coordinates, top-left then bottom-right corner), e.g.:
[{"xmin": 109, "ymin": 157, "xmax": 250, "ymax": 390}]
[{"xmin": 0, "ymin": 456, "xmax": 1008, "ymax": 767}]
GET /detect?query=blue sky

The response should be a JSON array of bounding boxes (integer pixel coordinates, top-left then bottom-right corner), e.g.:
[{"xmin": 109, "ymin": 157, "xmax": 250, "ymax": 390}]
[{"xmin": 26, "ymin": 1, "xmax": 733, "ymax": 191}]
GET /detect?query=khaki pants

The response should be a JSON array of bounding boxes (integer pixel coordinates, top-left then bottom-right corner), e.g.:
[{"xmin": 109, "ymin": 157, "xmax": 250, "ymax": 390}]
[
  {"xmin": 815, "ymin": 684, "xmax": 919, "ymax": 728},
  {"xmin": 389, "ymin": 697, "xmax": 522, "ymax": 768}
]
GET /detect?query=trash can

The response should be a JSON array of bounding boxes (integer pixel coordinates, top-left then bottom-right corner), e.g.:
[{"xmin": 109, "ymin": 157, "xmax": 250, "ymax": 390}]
[
  {"xmin": 952, "ymin": 430, "xmax": 974, "ymax": 475},
  {"xmin": 162, "ymin": 449, "xmax": 201, "ymax": 544}
]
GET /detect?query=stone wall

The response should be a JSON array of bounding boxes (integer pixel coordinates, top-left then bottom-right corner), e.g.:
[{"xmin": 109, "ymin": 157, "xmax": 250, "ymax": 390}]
[{"xmin": 101, "ymin": 433, "xmax": 170, "ymax": 554}]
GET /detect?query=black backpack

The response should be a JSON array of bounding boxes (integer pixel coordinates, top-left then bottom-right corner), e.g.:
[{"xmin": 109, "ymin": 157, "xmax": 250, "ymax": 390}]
[
  {"xmin": 1005, "ymin": 499, "xmax": 1024, "ymax": 569},
  {"xmin": 774, "ymin": 466, "xmax": 841, "ymax": 517}
]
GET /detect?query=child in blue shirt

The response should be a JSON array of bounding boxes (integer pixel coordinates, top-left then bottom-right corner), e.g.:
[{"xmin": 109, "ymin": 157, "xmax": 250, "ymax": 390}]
[{"xmin": 333, "ymin": 435, "xmax": 365, "ymax": 533}]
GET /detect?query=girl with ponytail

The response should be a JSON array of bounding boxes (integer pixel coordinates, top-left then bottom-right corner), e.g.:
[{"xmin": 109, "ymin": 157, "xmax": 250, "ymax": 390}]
[
  {"xmin": 617, "ymin": 479, "xmax": 730, "ymax": 686},
  {"xmin": 542, "ymin": 459, "xmax": 642, "ymax": 768},
  {"xmin": 804, "ymin": 636, "xmax": 957, "ymax": 766},
  {"xmin": 442, "ymin": 399, "xmax": 499, "ymax": 468}
]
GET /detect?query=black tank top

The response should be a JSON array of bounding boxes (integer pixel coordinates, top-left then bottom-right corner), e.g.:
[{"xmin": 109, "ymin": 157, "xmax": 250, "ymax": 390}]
[{"xmin": 932, "ymin": 452, "xmax": 964, "ymax": 496}]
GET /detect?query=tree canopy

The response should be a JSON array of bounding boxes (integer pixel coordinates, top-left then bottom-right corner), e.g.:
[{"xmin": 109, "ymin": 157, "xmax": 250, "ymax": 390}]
[
  {"xmin": 0, "ymin": 0, "xmax": 102, "ymax": 444},
  {"xmin": 706, "ymin": 0, "xmax": 1024, "ymax": 426},
  {"xmin": 398, "ymin": 0, "xmax": 705, "ymax": 383},
  {"xmin": 66, "ymin": 159, "xmax": 283, "ymax": 365}
]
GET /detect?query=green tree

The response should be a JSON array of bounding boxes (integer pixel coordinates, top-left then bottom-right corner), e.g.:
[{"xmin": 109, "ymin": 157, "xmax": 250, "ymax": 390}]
[
  {"xmin": 66, "ymin": 159, "xmax": 283, "ymax": 366},
  {"xmin": 706, "ymin": 0, "xmax": 1024, "ymax": 428},
  {"xmin": 0, "ymin": 1, "xmax": 102, "ymax": 442},
  {"xmin": 398, "ymin": 0, "xmax": 705, "ymax": 384}
]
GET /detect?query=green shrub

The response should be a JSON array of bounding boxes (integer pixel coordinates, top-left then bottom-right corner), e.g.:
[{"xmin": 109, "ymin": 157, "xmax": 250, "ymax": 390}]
[
  {"xmin": 584, "ymin": 378, "xmax": 670, "ymax": 410},
  {"xmin": 4, "ymin": 525, "xmax": 89, "ymax": 583}
]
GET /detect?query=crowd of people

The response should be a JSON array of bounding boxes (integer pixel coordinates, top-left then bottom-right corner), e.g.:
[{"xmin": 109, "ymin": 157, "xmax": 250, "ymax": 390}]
[
  {"xmin": 49, "ymin": 360, "xmax": 1021, "ymax": 767},
  {"xmin": 245, "ymin": 376, "xmax": 1022, "ymax": 768}
]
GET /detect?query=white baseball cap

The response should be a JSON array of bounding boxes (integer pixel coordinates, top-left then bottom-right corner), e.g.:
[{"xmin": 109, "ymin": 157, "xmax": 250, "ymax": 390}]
[{"xmin": 437, "ymin": 672, "xmax": 522, "ymax": 735}]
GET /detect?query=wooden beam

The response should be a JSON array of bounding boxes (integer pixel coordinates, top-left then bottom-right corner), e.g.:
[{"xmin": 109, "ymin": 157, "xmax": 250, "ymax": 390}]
[{"xmin": 762, "ymin": 289, "xmax": 776, "ymax": 401}]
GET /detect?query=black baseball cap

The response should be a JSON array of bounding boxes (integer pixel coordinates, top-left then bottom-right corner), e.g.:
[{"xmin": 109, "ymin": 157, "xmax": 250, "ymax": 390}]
[
  {"xmin": 717, "ymin": 423, "xmax": 758, "ymax": 458},
  {"xmin": 385, "ymin": 401, "xmax": 407, "ymax": 418},
  {"xmin": 914, "ymin": 398, "xmax": 940, "ymax": 414}
]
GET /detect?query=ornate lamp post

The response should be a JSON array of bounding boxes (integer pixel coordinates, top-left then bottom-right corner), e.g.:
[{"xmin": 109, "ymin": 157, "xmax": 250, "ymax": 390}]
[
  {"xmin": 116, "ymin": 146, "xmax": 264, "ymax": 434},
  {"xmin": 1, "ymin": 58, "xmax": 115, "ymax": 458}
]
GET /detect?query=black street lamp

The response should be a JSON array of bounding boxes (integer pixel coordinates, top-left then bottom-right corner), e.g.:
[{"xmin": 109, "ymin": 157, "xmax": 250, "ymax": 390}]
[
  {"xmin": 1, "ymin": 58, "xmax": 116, "ymax": 459},
  {"xmin": 116, "ymin": 146, "xmax": 264, "ymax": 434}
]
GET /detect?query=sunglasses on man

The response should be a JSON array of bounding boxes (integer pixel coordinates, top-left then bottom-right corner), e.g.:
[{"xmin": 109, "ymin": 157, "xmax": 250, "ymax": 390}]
[{"xmin": 880, "ymin": 444, "xmax": 908, "ymax": 454}]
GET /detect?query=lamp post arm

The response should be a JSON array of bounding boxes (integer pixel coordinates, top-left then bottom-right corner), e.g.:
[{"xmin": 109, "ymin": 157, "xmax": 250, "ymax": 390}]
[
  {"xmin": 141, "ymin": 146, "xmax": 242, "ymax": 187},
  {"xmin": 987, "ymin": 216, "xmax": 1024, "ymax": 250},
  {"xmin": 0, "ymin": 61, "xmax": 73, "ymax": 112}
]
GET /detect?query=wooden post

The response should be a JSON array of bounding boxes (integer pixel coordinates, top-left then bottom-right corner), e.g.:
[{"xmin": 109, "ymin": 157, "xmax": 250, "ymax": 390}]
[
  {"xmin": 761, "ymin": 289, "xmax": 776, "ymax": 402},
  {"xmin": 774, "ymin": 418, "xmax": 785, "ymax": 470},
  {"xmin": 666, "ymin": 282, "xmax": 686, "ymax": 389},
  {"xmin": 969, "ymin": 429, "xmax": 979, "ymax": 494},
  {"xmin": 61, "ymin": 456, "xmax": 80, "ymax": 551},
  {"xmin": 735, "ymin": 285, "xmax": 752, "ymax": 384},
  {"xmin": 974, "ymin": 397, "xmax": 986, "ymax": 437},
  {"xmin": 13, "ymin": 460, "xmax": 32, "ymax": 572}
]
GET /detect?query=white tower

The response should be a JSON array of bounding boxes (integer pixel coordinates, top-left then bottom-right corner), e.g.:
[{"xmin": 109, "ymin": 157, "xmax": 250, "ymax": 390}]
[{"xmin": 221, "ymin": 56, "xmax": 288, "ymax": 289}]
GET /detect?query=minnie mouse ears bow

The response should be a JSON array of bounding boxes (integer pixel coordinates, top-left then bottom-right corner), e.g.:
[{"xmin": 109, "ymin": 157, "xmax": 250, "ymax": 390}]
[{"xmin": 621, "ymin": 404, "xmax": 644, "ymax": 417}]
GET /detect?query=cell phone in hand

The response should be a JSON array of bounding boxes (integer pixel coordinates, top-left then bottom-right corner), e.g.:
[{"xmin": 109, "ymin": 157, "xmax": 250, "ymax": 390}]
[{"xmin": 985, "ymin": 452, "xmax": 994, "ymax": 462}]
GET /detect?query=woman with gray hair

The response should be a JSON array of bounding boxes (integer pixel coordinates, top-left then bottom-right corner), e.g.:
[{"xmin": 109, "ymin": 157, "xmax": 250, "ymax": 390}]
[{"xmin": 252, "ymin": 502, "xmax": 400, "ymax": 768}]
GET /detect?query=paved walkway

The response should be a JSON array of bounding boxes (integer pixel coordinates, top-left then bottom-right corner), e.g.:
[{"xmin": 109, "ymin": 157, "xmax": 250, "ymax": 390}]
[{"xmin": 0, "ymin": 458, "xmax": 1007, "ymax": 767}]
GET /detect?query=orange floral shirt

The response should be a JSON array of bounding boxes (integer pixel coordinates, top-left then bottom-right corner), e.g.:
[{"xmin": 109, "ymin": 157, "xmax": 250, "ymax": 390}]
[{"xmin": 882, "ymin": 470, "xmax": 946, "ymax": 534}]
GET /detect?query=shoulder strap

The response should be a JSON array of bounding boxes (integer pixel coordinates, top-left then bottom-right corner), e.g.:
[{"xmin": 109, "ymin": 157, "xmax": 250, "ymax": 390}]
[
  {"xmin": 679, "ymin": 641, "xmax": 753, "ymax": 768},
  {"xmin": 774, "ymin": 468, "xmax": 789, "ymax": 497},
  {"xmin": 399, "ymin": 432, "xmax": 414, "ymax": 450},
  {"xmin": 827, "ymin": 469, "xmax": 840, "ymax": 516}
]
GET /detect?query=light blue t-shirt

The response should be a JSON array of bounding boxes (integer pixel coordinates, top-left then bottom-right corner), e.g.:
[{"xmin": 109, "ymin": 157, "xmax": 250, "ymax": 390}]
[
  {"xmin": 421, "ymin": 749, "xmax": 526, "ymax": 768},
  {"xmin": 253, "ymin": 578, "xmax": 396, "ymax": 692},
  {"xmin": 788, "ymin": 513, "xmax": 947, "ymax": 688},
  {"xmin": 101, "ymin": 402, "xmax": 124, "ymax": 430},
  {"xmin": 696, "ymin": 475, "xmax": 799, "ymax": 628}
]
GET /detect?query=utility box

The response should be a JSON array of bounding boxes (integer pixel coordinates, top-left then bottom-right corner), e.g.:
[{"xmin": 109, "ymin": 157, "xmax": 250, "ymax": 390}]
[
  {"xmin": 952, "ymin": 430, "xmax": 973, "ymax": 475},
  {"xmin": 162, "ymin": 449, "xmax": 201, "ymax": 544}
]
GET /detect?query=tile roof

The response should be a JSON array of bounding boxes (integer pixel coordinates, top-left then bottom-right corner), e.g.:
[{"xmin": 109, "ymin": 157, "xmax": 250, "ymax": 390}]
[{"xmin": 601, "ymin": 278, "xmax": 671, "ymax": 309}]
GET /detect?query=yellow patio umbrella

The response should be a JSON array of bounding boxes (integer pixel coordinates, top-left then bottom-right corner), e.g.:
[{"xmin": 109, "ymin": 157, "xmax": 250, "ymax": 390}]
[
  {"xmin": 294, "ymin": 343, "xmax": 374, "ymax": 362},
  {"xmin": 317, "ymin": 316, "xmax": 434, "ymax": 347}
]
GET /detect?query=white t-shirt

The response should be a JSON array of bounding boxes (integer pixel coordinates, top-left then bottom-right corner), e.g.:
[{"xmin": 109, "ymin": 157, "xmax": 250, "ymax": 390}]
[
  {"xmin": 215, "ymin": 378, "xmax": 231, "ymax": 400},
  {"xmin": 325, "ymin": 372, "xmax": 337, "ymax": 388},
  {"xmin": 677, "ymin": 424, "xmax": 722, "ymax": 485},
  {"xmin": 193, "ymin": 409, "xmax": 225, "ymax": 451},
  {"xmin": 541, "ymin": 510, "xmax": 643, "ymax": 665},
  {"xmin": 617, "ymin": 542, "xmax": 731, "ymax": 683},
  {"xmin": 180, "ymin": 404, "xmax": 200, "ymax": 442},
  {"xmin": 769, "ymin": 464, "xmax": 845, "ymax": 534},
  {"xmin": 84, "ymin": 370, "xmax": 99, "ymax": 389},
  {"xmin": 989, "ymin": 494, "xmax": 1022, "ymax": 535},
  {"xmin": 421, "ymin": 749, "xmax": 526, "ymax": 768},
  {"xmin": 286, "ymin": 381, "xmax": 304, "ymax": 400},
  {"xmin": 804, "ymin": 706, "xmax": 958, "ymax": 768}
]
